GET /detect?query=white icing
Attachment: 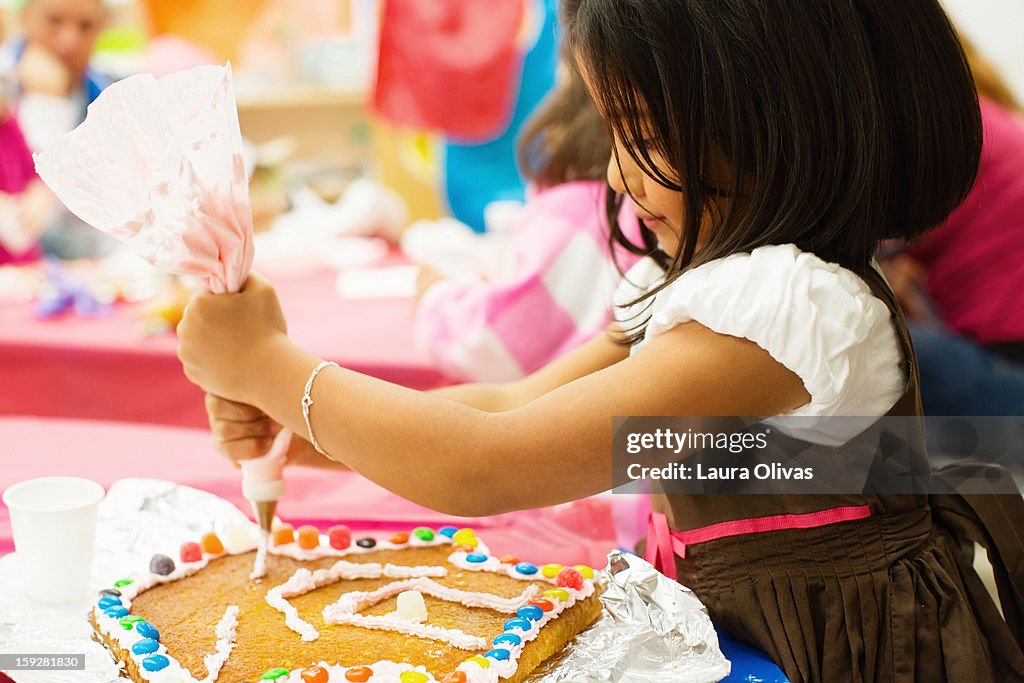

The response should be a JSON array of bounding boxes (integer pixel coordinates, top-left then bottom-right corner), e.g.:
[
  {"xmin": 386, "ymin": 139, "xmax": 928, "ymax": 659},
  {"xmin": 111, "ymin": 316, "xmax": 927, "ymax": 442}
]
[
  {"xmin": 200, "ymin": 605, "xmax": 239, "ymax": 682},
  {"xmin": 250, "ymin": 535, "xmax": 269, "ymax": 581}
]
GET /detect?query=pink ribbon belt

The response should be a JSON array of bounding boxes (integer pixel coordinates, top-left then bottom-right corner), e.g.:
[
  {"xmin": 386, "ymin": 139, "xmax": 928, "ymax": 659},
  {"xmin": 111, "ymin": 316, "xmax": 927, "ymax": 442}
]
[{"xmin": 644, "ymin": 505, "xmax": 872, "ymax": 581}]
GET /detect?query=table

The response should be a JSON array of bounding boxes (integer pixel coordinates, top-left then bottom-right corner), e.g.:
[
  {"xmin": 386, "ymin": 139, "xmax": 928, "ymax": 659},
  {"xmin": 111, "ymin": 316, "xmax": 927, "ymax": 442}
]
[{"xmin": 0, "ymin": 266, "xmax": 450, "ymax": 428}]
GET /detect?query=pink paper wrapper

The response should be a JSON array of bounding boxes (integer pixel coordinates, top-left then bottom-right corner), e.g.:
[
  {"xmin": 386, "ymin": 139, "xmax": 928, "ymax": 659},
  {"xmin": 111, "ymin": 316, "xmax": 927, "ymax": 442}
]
[{"xmin": 33, "ymin": 64, "xmax": 254, "ymax": 294}]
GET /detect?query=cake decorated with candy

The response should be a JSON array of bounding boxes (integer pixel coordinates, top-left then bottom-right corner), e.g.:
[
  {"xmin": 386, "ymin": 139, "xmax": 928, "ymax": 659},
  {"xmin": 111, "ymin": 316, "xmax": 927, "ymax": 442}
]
[{"xmin": 90, "ymin": 523, "xmax": 604, "ymax": 683}]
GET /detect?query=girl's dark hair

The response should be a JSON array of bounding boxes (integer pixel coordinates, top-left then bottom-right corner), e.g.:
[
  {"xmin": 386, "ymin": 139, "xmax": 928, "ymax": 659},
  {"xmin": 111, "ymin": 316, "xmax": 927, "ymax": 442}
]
[
  {"xmin": 517, "ymin": 69, "xmax": 612, "ymax": 188},
  {"xmin": 562, "ymin": 0, "xmax": 983, "ymax": 335}
]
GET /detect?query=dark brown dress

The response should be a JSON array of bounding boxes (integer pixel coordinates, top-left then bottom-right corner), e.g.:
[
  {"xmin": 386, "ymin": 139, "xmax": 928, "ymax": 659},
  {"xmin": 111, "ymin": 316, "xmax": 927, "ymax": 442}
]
[{"xmin": 650, "ymin": 268, "xmax": 1024, "ymax": 682}]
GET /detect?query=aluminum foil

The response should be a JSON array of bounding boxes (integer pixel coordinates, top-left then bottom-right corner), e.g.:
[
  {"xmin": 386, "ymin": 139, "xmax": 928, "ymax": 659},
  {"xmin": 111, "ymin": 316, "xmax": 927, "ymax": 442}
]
[{"xmin": 0, "ymin": 479, "xmax": 729, "ymax": 683}]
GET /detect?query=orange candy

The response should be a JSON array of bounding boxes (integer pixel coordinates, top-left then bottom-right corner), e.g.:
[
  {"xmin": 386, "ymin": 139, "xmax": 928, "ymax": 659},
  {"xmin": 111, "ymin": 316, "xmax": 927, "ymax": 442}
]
[
  {"xmin": 345, "ymin": 666, "xmax": 373, "ymax": 682},
  {"xmin": 200, "ymin": 532, "xmax": 224, "ymax": 555},
  {"xmin": 498, "ymin": 555, "xmax": 519, "ymax": 565},
  {"xmin": 529, "ymin": 598, "xmax": 555, "ymax": 612},
  {"xmin": 301, "ymin": 666, "xmax": 329, "ymax": 683},
  {"xmin": 272, "ymin": 524, "xmax": 295, "ymax": 546},
  {"xmin": 390, "ymin": 532, "xmax": 410, "ymax": 545},
  {"xmin": 297, "ymin": 525, "xmax": 320, "ymax": 550},
  {"xmin": 453, "ymin": 544, "xmax": 475, "ymax": 553},
  {"xmin": 441, "ymin": 673, "xmax": 467, "ymax": 683}
]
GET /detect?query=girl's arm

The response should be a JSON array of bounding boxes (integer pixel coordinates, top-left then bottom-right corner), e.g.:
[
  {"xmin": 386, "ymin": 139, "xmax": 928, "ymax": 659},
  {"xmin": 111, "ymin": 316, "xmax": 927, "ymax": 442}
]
[{"xmin": 179, "ymin": 275, "xmax": 808, "ymax": 516}]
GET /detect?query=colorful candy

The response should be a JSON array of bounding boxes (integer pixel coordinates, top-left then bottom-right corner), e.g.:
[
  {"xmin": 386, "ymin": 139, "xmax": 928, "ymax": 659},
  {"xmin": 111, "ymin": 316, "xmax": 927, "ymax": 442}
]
[
  {"xmin": 328, "ymin": 525, "xmax": 351, "ymax": 550},
  {"xmin": 502, "ymin": 617, "xmax": 533, "ymax": 632},
  {"xmin": 555, "ymin": 567, "xmax": 584, "ymax": 590},
  {"xmin": 119, "ymin": 615, "xmax": 144, "ymax": 630},
  {"xmin": 135, "ymin": 621, "xmax": 160, "ymax": 640},
  {"xmin": 465, "ymin": 552, "xmax": 488, "ymax": 563},
  {"xmin": 413, "ymin": 527, "xmax": 435, "ymax": 541},
  {"xmin": 221, "ymin": 523, "xmax": 256, "ymax": 553},
  {"xmin": 260, "ymin": 668, "xmax": 290, "ymax": 680},
  {"xmin": 142, "ymin": 655, "xmax": 169, "ymax": 672},
  {"xmin": 438, "ymin": 526, "xmax": 458, "ymax": 538},
  {"xmin": 344, "ymin": 666, "xmax": 373, "ymax": 682},
  {"xmin": 301, "ymin": 666, "xmax": 330, "ymax": 683},
  {"xmin": 180, "ymin": 542, "xmax": 203, "ymax": 564},
  {"xmin": 390, "ymin": 532, "xmax": 410, "ymax": 545},
  {"xmin": 574, "ymin": 564, "xmax": 595, "ymax": 579},
  {"xmin": 399, "ymin": 672, "xmax": 428, "ymax": 683},
  {"xmin": 396, "ymin": 590, "xmax": 428, "ymax": 622},
  {"xmin": 356, "ymin": 537, "xmax": 376, "ymax": 549},
  {"xmin": 103, "ymin": 607, "xmax": 129, "ymax": 619},
  {"xmin": 540, "ymin": 563, "xmax": 563, "ymax": 579},
  {"xmin": 113, "ymin": 578, "xmax": 134, "ymax": 588},
  {"xmin": 201, "ymin": 532, "xmax": 224, "ymax": 555},
  {"xmin": 99, "ymin": 588, "xmax": 121, "ymax": 597},
  {"xmin": 98, "ymin": 595, "xmax": 122, "ymax": 609},
  {"xmin": 297, "ymin": 525, "xmax": 320, "ymax": 550},
  {"xmin": 485, "ymin": 649, "xmax": 511, "ymax": 661},
  {"xmin": 441, "ymin": 672, "xmax": 467, "ymax": 683},
  {"xmin": 516, "ymin": 605, "xmax": 544, "ymax": 622},
  {"xmin": 451, "ymin": 528, "xmax": 478, "ymax": 548},
  {"xmin": 543, "ymin": 588, "xmax": 570, "ymax": 602},
  {"xmin": 131, "ymin": 639, "xmax": 159, "ymax": 655},
  {"xmin": 514, "ymin": 562, "xmax": 538, "ymax": 575},
  {"xmin": 272, "ymin": 524, "xmax": 295, "ymax": 546},
  {"xmin": 149, "ymin": 554, "xmax": 175, "ymax": 576},
  {"xmin": 465, "ymin": 656, "xmax": 490, "ymax": 669},
  {"xmin": 498, "ymin": 555, "xmax": 518, "ymax": 565},
  {"xmin": 529, "ymin": 598, "xmax": 555, "ymax": 612},
  {"xmin": 494, "ymin": 633, "xmax": 522, "ymax": 647}
]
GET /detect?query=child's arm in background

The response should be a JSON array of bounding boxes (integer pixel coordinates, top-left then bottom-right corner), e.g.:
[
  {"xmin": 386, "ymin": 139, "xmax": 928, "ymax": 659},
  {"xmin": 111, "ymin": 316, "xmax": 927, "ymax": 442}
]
[{"xmin": 179, "ymin": 275, "xmax": 808, "ymax": 516}]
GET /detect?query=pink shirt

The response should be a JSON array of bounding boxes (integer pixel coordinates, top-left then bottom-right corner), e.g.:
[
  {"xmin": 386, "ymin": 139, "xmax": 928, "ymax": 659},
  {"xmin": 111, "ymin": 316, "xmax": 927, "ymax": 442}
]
[
  {"xmin": 0, "ymin": 114, "xmax": 42, "ymax": 265},
  {"xmin": 414, "ymin": 181, "xmax": 642, "ymax": 382},
  {"xmin": 906, "ymin": 98, "xmax": 1024, "ymax": 343}
]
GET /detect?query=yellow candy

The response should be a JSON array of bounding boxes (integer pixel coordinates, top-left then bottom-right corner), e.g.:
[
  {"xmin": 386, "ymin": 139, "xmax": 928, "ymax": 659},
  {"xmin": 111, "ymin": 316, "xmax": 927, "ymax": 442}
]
[
  {"xmin": 574, "ymin": 565, "xmax": 595, "ymax": 579},
  {"xmin": 465, "ymin": 656, "xmax": 490, "ymax": 669},
  {"xmin": 543, "ymin": 588, "xmax": 570, "ymax": 602},
  {"xmin": 400, "ymin": 673, "xmax": 429, "ymax": 683},
  {"xmin": 452, "ymin": 528, "xmax": 478, "ymax": 549},
  {"xmin": 540, "ymin": 563, "xmax": 563, "ymax": 578}
]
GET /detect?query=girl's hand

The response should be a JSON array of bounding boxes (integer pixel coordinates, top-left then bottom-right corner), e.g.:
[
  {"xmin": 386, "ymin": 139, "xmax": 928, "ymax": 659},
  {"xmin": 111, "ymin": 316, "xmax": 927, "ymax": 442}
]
[
  {"xmin": 415, "ymin": 265, "xmax": 446, "ymax": 303},
  {"xmin": 177, "ymin": 273, "xmax": 288, "ymax": 403}
]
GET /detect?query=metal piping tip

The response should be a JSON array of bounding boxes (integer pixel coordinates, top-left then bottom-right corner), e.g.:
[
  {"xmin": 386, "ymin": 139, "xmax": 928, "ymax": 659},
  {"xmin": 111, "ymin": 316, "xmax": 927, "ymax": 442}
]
[{"xmin": 252, "ymin": 500, "xmax": 278, "ymax": 534}]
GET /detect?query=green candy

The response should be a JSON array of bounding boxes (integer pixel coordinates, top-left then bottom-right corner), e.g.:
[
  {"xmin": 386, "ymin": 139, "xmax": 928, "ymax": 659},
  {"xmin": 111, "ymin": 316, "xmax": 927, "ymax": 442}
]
[
  {"xmin": 412, "ymin": 527, "xmax": 435, "ymax": 542},
  {"xmin": 119, "ymin": 615, "xmax": 144, "ymax": 630},
  {"xmin": 260, "ymin": 669, "xmax": 290, "ymax": 680},
  {"xmin": 113, "ymin": 578, "xmax": 134, "ymax": 588}
]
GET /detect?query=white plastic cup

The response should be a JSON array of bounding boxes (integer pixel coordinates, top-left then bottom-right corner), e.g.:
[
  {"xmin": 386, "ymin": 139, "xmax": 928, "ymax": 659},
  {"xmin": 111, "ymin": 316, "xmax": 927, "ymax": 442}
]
[{"xmin": 2, "ymin": 477, "xmax": 105, "ymax": 603}]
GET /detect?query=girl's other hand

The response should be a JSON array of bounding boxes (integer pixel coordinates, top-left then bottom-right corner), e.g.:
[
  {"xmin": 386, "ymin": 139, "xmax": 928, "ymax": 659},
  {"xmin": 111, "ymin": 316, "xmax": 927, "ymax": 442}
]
[{"xmin": 177, "ymin": 273, "xmax": 288, "ymax": 403}]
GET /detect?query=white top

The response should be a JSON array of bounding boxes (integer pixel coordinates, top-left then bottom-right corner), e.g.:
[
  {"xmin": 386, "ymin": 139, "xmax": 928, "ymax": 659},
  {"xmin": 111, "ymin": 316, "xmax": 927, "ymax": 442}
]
[{"xmin": 614, "ymin": 244, "xmax": 906, "ymax": 445}]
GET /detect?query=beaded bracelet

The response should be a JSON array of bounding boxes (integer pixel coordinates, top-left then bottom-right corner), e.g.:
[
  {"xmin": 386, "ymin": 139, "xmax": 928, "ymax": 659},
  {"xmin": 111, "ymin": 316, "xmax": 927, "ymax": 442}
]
[{"xmin": 301, "ymin": 360, "xmax": 339, "ymax": 457}]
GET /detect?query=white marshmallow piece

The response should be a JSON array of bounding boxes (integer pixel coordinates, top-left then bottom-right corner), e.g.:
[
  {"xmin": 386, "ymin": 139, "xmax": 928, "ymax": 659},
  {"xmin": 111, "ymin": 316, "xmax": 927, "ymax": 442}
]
[{"xmin": 395, "ymin": 590, "xmax": 428, "ymax": 623}]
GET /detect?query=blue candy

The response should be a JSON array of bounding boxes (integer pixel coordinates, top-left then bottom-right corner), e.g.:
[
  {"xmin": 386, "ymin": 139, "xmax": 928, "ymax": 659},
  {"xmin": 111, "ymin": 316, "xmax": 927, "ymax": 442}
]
[
  {"xmin": 493, "ymin": 633, "xmax": 522, "ymax": 647},
  {"xmin": 98, "ymin": 595, "xmax": 122, "ymax": 609},
  {"xmin": 131, "ymin": 639, "xmax": 160, "ymax": 655},
  {"xmin": 438, "ymin": 526, "xmax": 458, "ymax": 538},
  {"xmin": 135, "ymin": 621, "xmax": 160, "ymax": 640},
  {"xmin": 485, "ymin": 648, "xmax": 511, "ymax": 661},
  {"xmin": 142, "ymin": 655, "xmax": 169, "ymax": 672},
  {"xmin": 502, "ymin": 617, "xmax": 533, "ymax": 633},
  {"xmin": 514, "ymin": 562, "xmax": 538, "ymax": 575},
  {"xmin": 517, "ymin": 605, "xmax": 544, "ymax": 622},
  {"xmin": 104, "ymin": 607, "xmax": 129, "ymax": 619},
  {"xmin": 465, "ymin": 552, "xmax": 488, "ymax": 563}
]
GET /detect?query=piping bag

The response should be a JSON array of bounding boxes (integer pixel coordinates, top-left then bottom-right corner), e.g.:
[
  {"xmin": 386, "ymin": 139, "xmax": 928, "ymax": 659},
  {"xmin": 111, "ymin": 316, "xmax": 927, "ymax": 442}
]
[{"xmin": 32, "ymin": 65, "xmax": 287, "ymax": 556}]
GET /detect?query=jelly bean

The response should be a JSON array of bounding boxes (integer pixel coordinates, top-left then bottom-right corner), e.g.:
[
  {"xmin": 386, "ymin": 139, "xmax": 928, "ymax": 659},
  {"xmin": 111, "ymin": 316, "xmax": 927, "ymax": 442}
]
[
  {"xmin": 498, "ymin": 555, "xmax": 518, "ymax": 565},
  {"xmin": 149, "ymin": 554, "xmax": 175, "ymax": 576},
  {"xmin": 413, "ymin": 527, "xmax": 435, "ymax": 541},
  {"xmin": 120, "ymin": 615, "xmax": 144, "ymax": 630},
  {"xmin": 452, "ymin": 528, "xmax": 478, "ymax": 548},
  {"xmin": 494, "ymin": 632, "xmax": 522, "ymax": 647},
  {"xmin": 390, "ymin": 532, "xmax": 410, "ymax": 545},
  {"xmin": 136, "ymin": 621, "xmax": 160, "ymax": 640},
  {"xmin": 514, "ymin": 562, "xmax": 538, "ymax": 575},
  {"xmin": 400, "ymin": 672, "xmax": 428, "ymax": 683},
  {"xmin": 556, "ymin": 567, "xmax": 584, "ymax": 591},
  {"xmin": 465, "ymin": 656, "xmax": 490, "ymax": 669},
  {"xmin": 104, "ymin": 607, "xmax": 129, "ymax": 619},
  {"xmin": 356, "ymin": 537, "xmax": 376, "ymax": 549},
  {"xmin": 142, "ymin": 655, "xmax": 169, "ymax": 672},
  {"xmin": 99, "ymin": 588, "xmax": 121, "ymax": 597},
  {"xmin": 328, "ymin": 525, "xmax": 351, "ymax": 550},
  {"xmin": 344, "ymin": 666, "xmax": 373, "ymax": 682},
  {"xmin": 441, "ymin": 672, "xmax": 467, "ymax": 683},
  {"xmin": 114, "ymin": 578, "xmax": 134, "ymax": 588},
  {"xmin": 438, "ymin": 526, "xmax": 458, "ymax": 538},
  {"xmin": 540, "ymin": 563, "xmax": 563, "ymax": 579},
  {"xmin": 272, "ymin": 524, "xmax": 295, "ymax": 546},
  {"xmin": 201, "ymin": 532, "xmax": 224, "ymax": 555},
  {"xmin": 180, "ymin": 542, "xmax": 203, "ymax": 564},
  {"xmin": 98, "ymin": 595, "xmax": 122, "ymax": 609},
  {"xmin": 485, "ymin": 649, "xmax": 511, "ymax": 661},
  {"xmin": 574, "ymin": 564, "xmax": 595, "ymax": 579},
  {"xmin": 131, "ymin": 638, "xmax": 159, "ymax": 655},
  {"xmin": 516, "ymin": 605, "xmax": 544, "ymax": 622},
  {"xmin": 301, "ymin": 665, "xmax": 329, "ymax": 683},
  {"xmin": 260, "ymin": 668, "xmax": 290, "ymax": 680},
  {"xmin": 502, "ymin": 617, "xmax": 533, "ymax": 632},
  {"xmin": 465, "ymin": 552, "xmax": 488, "ymax": 563},
  {"xmin": 297, "ymin": 525, "xmax": 320, "ymax": 550},
  {"xmin": 543, "ymin": 589, "xmax": 570, "ymax": 602},
  {"xmin": 529, "ymin": 599, "xmax": 555, "ymax": 612}
]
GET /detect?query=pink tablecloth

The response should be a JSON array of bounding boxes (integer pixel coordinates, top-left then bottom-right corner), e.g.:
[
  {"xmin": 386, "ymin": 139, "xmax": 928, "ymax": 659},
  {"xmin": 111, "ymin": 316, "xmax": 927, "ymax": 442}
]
[
  {"xmin": 0, "ymin": 417, "xmax": 649, "ymax": 567},
  {"xmin": 0, "ymin": 266, "xmax": 450, "ymax": 428}
]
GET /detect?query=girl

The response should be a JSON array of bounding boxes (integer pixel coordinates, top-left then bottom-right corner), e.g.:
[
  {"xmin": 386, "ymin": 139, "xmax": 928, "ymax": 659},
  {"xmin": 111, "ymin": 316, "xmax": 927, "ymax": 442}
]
[{"xmin": 177, "ymin": 0, "xmax": 1024, "ymax": 680}]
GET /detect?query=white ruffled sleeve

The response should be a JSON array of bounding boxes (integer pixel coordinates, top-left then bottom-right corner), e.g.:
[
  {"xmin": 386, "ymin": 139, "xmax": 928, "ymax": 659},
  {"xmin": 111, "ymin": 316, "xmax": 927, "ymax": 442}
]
[{"xmin": 633, "ymin": 245, "xmax": 905, "ymax": 443}]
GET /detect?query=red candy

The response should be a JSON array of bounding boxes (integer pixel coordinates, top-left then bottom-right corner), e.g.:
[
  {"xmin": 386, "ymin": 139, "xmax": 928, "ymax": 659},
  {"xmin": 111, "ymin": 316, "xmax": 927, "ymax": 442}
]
[
  {"xmin": 179, "ymin": 541, "xmax": 202, "ymax": 564},
  {"xmin": 441, "ymin": 673, "xmax": 467, "ymax": 683},
  {"xmin": 328, "ymin": 525, "xmax": 352, "ymax": 550},
  {"xmin": 345, "ymin": 666, "xmax": 373, "ymax": 682},
  {"xmin": 297, "ymin": 525, "xmax": 320, "ymax": 550},
  {"xmin": 556, "ymin": 567, "xmax": 584, "ymax": 590},
  {"xmin": 529, "ymin": 598, "xmax": 555, "ymax": 612},
  {"xmin": 302, "ymin": 666, "xmax": 329, "ymax": 683},
  {"xmin": 390, "ymin": 532, "xmax": 410, "ymax": 545},
  {"xmin": 200, "ymin": 532, "xmax": 224, "ymax": 555}
]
